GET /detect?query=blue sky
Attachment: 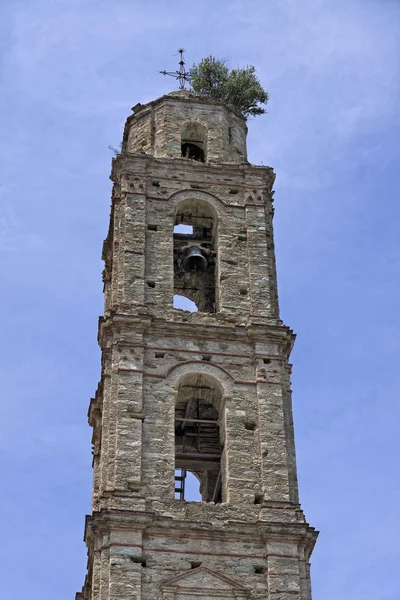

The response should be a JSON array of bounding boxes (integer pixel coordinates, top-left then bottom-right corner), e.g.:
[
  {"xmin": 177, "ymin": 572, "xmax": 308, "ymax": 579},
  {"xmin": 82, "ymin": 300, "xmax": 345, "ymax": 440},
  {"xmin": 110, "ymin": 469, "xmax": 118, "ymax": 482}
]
[{"xmin": 0, "ymin": 0, "xmax": 399, "ymax": 599}]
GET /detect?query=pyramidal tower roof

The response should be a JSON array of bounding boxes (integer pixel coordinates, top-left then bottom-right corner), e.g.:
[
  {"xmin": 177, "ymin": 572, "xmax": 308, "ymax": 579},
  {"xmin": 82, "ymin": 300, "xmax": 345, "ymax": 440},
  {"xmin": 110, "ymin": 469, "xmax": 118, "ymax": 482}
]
[{"xmin": 132, "ymin": 88, "xmax": 246, "ymax": 121}]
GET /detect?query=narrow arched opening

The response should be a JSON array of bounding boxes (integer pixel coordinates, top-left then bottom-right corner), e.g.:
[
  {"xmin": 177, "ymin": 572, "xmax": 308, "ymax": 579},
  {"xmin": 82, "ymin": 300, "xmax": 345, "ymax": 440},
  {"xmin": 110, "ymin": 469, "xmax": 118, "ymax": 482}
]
[
  {"xmin": 181, "ymin": 121, "xmax": 207, "ymax": 163},
  {"xmin": 174, "ymin": 373, "xmax": 224, "ymax": 503},
  {"xmin": 173, "ymin": 199, "xmax": 217, "ymax": 313}
]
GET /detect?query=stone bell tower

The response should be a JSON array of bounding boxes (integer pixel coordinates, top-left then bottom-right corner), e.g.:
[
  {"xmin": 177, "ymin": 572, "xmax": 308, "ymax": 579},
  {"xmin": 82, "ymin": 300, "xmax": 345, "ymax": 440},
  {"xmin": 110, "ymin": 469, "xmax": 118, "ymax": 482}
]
[{"xmin": 76, "ymin": 89, "xmax": 318, "ymax": 600}]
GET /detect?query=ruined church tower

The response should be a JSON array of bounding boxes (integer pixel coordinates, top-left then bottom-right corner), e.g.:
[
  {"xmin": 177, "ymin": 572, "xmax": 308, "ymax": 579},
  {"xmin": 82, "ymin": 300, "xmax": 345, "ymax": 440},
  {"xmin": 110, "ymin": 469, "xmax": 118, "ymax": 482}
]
[{"xmin": 76, "ymin": 89, "xmax": 317, "ymax": 600}]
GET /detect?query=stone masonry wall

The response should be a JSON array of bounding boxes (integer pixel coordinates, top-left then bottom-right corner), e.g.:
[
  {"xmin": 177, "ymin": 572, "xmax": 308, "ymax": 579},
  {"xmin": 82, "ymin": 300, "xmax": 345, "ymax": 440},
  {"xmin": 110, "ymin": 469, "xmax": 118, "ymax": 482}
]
[{"xmin": 103, "ymin": 153, "xmax": 279, "ymax": 322}]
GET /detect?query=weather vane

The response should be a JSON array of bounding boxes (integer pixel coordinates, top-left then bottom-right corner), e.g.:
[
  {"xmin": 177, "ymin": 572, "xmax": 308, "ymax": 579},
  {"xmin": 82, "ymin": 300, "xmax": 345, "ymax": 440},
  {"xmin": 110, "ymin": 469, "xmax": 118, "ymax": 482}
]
[{"xmin": 160, "ymin": 48, "xmax": 191, "ymax": 90}]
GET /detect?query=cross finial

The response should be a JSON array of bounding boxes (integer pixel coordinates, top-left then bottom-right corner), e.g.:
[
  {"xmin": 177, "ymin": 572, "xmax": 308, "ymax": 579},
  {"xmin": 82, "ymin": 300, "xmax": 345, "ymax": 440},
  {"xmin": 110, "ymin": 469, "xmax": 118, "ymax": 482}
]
[{"xmin": 160, "ymin": 48, "xmax": 191, "ymax": 90}]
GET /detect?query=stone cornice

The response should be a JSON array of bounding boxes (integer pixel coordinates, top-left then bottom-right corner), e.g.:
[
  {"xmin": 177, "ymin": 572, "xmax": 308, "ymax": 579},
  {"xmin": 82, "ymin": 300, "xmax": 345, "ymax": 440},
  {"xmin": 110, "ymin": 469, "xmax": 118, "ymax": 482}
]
[
  {"xmin": 97, "ymin": 313, "xmax": 295, "ymax": 357},
  {"xmin": 111, "ymin": 152, "xmax": 275, "ymax": 186},
  {"xmin": 84, "ymin": 508, "xmax": 318, "ymax": 550}
]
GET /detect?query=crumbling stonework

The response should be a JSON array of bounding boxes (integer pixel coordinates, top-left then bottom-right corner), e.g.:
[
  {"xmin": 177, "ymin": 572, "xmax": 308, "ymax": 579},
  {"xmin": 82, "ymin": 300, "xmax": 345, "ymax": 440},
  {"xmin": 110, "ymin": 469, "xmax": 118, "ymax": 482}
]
[{"xmin": 77, "ymin": 90, "xmax": 317, "ymax": 600}]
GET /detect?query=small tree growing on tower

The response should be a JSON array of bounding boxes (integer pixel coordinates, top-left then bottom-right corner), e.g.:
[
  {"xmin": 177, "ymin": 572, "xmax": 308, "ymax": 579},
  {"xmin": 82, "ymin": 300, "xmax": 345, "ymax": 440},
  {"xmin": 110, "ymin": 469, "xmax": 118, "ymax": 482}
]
[{"xmin": 189, "ymin": 56, "xmax": 268, "ymax": 118}]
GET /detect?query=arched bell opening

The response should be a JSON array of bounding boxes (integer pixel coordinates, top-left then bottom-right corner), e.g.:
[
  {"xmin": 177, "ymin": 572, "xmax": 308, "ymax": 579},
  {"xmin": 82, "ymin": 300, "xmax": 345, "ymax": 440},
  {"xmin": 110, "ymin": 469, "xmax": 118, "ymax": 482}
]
[
  {"xmin": 181, "ymin": 121, "xmax": 207, "ymax": 163},
  {"xmin": 174, "ymin": 373, "xmax": 224, "ymax": 503},
  {"xmin": 173, "ymin": 199, "xmax": 217, "ymax": 313}
]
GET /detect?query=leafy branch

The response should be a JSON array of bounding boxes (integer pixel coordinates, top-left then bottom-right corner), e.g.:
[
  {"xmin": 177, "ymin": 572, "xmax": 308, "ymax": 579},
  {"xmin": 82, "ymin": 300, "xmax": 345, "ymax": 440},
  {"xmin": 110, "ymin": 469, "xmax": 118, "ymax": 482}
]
[{"xmin": 189, "ymin": 56, "xmax": 268, "ymax": 118}]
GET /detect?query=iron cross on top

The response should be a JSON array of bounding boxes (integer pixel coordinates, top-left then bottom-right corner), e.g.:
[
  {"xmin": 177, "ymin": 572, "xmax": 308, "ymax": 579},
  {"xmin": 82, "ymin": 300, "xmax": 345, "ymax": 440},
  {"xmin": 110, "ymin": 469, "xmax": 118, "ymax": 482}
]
[{"xmin": 160, "ymin": 48, "xmax": 191, "ymax": 90}]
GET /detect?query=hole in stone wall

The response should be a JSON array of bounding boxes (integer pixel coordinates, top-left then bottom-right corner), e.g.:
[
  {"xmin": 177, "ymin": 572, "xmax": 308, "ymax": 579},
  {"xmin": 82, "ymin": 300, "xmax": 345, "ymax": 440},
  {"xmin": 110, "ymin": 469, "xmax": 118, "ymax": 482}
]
[
  {"xmin": 239, "ymin": 288, "xmax": 248, "ymax": 295},
  {"xmin": 263, "ymin": 358, "xmax": 271, "ymax": 364},
  {"xmin": 201, "ymin": 355, "xmax": 212, "ymax": 362},
  {"xmin": 152, "ymin": 181, "xmax": 160, "ymax": 187},
  {"xmin": 254, "ymin": 565, "xmax": 266, "ymax": 574},
  {"xmin": 155, "ymin": 352, "xmax": 165, "ymax": 358},
  {"xmin": 254, "ymin": 493, "xmax": 264, "ymax": 505},
  {"xmin": 148, "ymin": 224, "xmax": 158, "ymax": 231},
  {"xmin": 245, "ymin": 422, "xmax": 256, "ymax": 431},
  {"xmin": 146, "ymin": 280, "xmax": 156, "ymax": 288},
  {"xmin": 229, "ymin": 189, "xmax": 238, "ymax": 195},
  {"xmin": 238, "ymin": 234, "xmax": 247, "ymax": 241},
  {"xmin": 190, "ymin": 562, "xmax": 203, "ymax": 569},
  {"xmin": 130, "ymin": 556, "xmax": 147, "ymax": 566}
]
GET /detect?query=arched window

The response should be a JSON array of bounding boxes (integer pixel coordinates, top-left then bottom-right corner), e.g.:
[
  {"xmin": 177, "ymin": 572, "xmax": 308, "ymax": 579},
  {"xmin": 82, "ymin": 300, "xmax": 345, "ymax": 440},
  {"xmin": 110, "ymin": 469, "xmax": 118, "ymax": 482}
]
[
  {"xmin": 173, "ymin": 199, "xmax": 217, "ymax": 313},
  {"xmin": 174, "ymin": 373, "xmax": 224, "ymax": 503},
  {"xmin": 181, "ymin": 121, "xmax": 207, "ymax": 162}
]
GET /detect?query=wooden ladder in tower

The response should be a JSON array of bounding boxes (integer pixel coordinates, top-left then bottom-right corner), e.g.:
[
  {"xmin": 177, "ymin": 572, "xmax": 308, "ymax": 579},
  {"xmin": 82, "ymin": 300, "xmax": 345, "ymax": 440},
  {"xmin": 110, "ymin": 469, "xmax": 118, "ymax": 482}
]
[{"xmin": 174, "ymin": 468, "xmax": 187, "ymax": 500}]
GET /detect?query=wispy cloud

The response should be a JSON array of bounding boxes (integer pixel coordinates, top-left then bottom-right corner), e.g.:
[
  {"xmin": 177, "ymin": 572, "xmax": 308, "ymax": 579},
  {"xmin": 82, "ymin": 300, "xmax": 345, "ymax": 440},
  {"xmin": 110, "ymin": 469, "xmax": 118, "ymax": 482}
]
[
  {"xmin": 0, "ymin": 197, "xmax": 48, "ymax": 252},
  {"xmin": 2, "ymin": 0, "xmax": 181, "ymax": 114},
  {"xmin": 236, "ymin": 0, "xmax": 400, "ymax": 189}
]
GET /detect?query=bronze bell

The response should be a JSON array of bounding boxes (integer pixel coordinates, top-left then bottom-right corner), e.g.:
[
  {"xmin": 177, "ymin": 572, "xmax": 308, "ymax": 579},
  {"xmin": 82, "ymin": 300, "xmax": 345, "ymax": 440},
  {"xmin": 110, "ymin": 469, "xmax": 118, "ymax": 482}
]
[{"xmin": 182, "ymin": 246, "xmax": 208, "ymax": 273}]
